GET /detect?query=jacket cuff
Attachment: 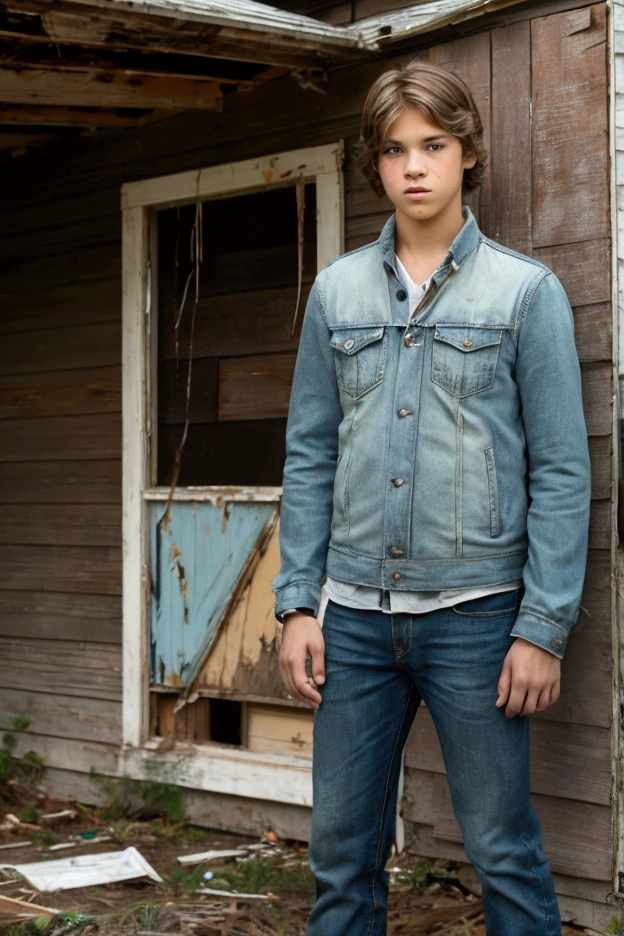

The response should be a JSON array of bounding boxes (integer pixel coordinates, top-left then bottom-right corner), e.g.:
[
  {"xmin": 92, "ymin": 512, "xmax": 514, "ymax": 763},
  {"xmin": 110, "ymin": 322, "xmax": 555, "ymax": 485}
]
[
  {"xmin": 274, "ymin": 581, "xmax": 321, "ymax": 619},
  {"xmin": 510, "ymin": 611, "xmax": 572, "ymax": 659}
]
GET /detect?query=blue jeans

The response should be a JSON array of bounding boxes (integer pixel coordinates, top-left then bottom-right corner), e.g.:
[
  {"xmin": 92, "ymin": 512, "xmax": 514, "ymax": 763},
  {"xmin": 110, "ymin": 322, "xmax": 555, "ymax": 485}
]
[{"xmin": 307, "ymin": 593, "xmax": 561, "ymax": 936}]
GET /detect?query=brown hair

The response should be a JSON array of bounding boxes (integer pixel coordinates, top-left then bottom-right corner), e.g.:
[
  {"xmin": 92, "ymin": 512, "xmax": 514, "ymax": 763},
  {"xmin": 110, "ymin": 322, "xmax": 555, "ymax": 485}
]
[{"xmin": 359, "ymin": 60, "xmax": 487, "ymax": 195}]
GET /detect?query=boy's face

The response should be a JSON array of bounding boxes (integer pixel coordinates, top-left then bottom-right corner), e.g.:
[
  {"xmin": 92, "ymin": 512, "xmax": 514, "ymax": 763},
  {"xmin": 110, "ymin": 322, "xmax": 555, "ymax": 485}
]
[{"xmin": 376, "ymin": 106, "xmax": 476, "ymax": 227}]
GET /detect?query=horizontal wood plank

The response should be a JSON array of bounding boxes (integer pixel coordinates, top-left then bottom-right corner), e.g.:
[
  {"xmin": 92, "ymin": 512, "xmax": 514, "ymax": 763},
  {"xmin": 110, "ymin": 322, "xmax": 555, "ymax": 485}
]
[
  {"xmin": 0, "ymin": 504, "xmax": 120, "ymax": 547},
  {"xmin": 0, "ymin": 240, "xmax": 120, "ymax": 297},
  {"xmin": 0, "ymin": 589, "xmax": 121, "ymax": 643},
  {"xmin": 0, "ymin": 687, "xmax": 121, "ymax": 744},
  {"xmin": 12, "ymin": 731, "xmax": 119, "ymax": 776},
  {"xmin": 158, "ymin": 419, "xmax": 287, "ymax": 487},
  {"xmin": 403, "ymin": 768, "xmax": 612, "ymax": 880},
  {"xmin": 589, "ymin": 435, "xmax": 611, "ymax": 500},
  {"xmin": 0, "ymin": 459, "xmax": 120, "ymax": 504},
  {"xmin": 405, "ymin": 707, "xmax": 610, "ymax": 805},
  {"xmin": 581, "ymin": 361, "xmax": 613, "ymax": 437},
  {"xmin": 0, "ymin": 280, "xmax": 119, "ymax": 336},
  {"xmin": 247, "ymin": 704, "xmax": 314, "ymax": 757},
  {"xmin": 589, "ymin": 499, "xmax": 610, "ymax": 550},
  {"xmin": 159, "ymin": 357, "xmax": 218, "ymax": 425},
  {"xmin": 0, "ymin": 207, "xmax": 120, "ymax": 267},
  {"xmin": 0, "ymin": 612, "xmax": 120, "ymax": 644},
  {"xmin": 0, "ymin": 67, "xmax": 223, "ymax": 111},
  {"xmin": 0, "ymin": 544, "xmax": 121, "ymax": 595},
  {"xmin": 0, "ymin": 636, "xmax": 121, "ymax": 701},
  {"xmin": 158, "ymin": 240, "xmax": 316, "ymax": 304},
  {"xmin": 533, "ymin": 240, "xmax": 610, "ymax": 308},
  {"xmin": 0, "ymin": 366, "xmax": 121, "ymax": 420},
  {"xmin": 0, "ymin": 414, "xmax": 121, "ymax": 462},
  {"xmin": 218, "ymin": 353, "xmax": 297, "ymax": 422},
  {"xmin": 0, "ymin": 322, "xmax": 120, "ymax": 376},
  {"xmin": 159, "ymin": 286, "xmax": 306, "ymax": 362},
  {"xmin": 573, "ymin": 303, "xmax": 612, "ymax": 363}
]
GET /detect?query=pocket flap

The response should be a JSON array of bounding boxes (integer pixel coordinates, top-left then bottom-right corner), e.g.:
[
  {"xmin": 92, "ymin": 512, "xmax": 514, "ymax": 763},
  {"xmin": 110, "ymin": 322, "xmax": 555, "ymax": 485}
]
[
  {"xmin": 330, "ymin": 326, "xmax": 385, "ymax": 355},
  {"xmin": 433, "ymin": 325, "xmax": 503, "ymax": 352}
]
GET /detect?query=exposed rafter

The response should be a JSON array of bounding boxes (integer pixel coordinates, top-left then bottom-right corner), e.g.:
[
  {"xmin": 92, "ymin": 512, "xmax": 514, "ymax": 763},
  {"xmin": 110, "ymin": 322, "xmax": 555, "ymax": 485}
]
[{"xmin": 0, "ymin": 68, "xmax": 224, "ymax": 110}]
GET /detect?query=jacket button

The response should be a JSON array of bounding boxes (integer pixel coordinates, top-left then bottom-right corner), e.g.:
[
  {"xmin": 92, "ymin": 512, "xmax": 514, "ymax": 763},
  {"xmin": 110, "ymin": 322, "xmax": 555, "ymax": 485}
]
[
  {"xmin": 391, "ymin": 478, "xmax": 405, "ymax": 487},
  {"xmin": 393, "ymin": 572, "xmax": 402, "ymax": 580},
  {"xmin": 404, "ymin": 334, "xmax": 415, "ymax": 347},
  {"xmin": 390, "ymin": 546, "xmax": 403, "ymax": 555},
  {"xmin": 554, "ymin": 638, "xmax": 563, "ymax": 646},
  {"xmin": 397, "ymin": 408, "xmax": 412, "ymax": 418},
  {"xmin": 396, "ymin": 289, "xmax": 407, "ymax": 301},
  {"xmin": 463, "ymin": 339, "xmax": 473, "ymax": 347}
]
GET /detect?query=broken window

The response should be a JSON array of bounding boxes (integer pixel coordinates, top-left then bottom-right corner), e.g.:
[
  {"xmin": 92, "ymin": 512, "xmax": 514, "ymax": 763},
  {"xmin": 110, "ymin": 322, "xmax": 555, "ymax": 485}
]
[{"xmin": 149, "ymin": 182, "xmax": 318, "ymax": 751}]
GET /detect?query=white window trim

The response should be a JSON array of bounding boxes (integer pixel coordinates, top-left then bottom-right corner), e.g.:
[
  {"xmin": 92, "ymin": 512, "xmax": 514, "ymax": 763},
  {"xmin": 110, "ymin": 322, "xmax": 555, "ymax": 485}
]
[{"xmin": 120, "ymin": 143, "xmax": 344, "ymax": 805}]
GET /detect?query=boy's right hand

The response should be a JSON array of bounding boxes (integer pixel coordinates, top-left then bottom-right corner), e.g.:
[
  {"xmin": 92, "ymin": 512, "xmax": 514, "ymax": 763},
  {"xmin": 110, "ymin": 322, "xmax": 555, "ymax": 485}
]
[{"xmin": 279, "ymin": 614, "xmax": 325, "ymax": 709}]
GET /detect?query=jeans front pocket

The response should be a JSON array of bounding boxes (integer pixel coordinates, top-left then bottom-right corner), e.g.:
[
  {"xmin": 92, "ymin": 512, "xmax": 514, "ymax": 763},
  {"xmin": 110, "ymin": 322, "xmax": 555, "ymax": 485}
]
[
  {"xmin": 451, "ymin": 587, "xmax": 520, "ymax": 617},
  {"xmin": 431, "ymin": 325, "xmax": 503, "ymax": 398},
  {"xmin": 330, "ymin": 326, "xmax": 387, "ymax": 399}
]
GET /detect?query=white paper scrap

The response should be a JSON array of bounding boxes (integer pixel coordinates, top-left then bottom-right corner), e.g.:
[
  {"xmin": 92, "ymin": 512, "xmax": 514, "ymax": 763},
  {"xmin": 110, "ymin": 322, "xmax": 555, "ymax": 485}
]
[
  {"xmin": 1, "ymin": 847, "xmax": 163, "ymax": 892},
  {"xmin": 177, "ymin": 848, "xmax": 247, "ymax": 865}
]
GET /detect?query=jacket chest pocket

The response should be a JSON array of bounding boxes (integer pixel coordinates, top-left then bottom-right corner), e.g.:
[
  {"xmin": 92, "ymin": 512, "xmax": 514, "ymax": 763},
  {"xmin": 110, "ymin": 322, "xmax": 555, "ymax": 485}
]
[
  {"xmin": 329, "ymin": 326, "xmax": 387, "ymax": 399},
  {"xmin": 431, "ymin": 325, "xmax": 503, "ymax": 398}
]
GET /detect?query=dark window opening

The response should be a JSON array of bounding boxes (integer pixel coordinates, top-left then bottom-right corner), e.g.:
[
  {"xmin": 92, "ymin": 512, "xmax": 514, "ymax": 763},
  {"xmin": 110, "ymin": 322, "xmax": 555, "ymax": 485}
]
[
  {"xmin": 157, "ymin": 183, "xmax": 317, "ymax": 487},
  {"xmin": 208, "ymin": 698, "xmax": 243, "ymax": 746}
]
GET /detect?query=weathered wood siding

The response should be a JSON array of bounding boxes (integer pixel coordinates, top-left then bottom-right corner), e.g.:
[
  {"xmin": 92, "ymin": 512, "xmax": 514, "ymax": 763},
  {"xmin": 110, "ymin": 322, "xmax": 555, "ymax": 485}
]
[{"xmin": 0, "ymin": 0, "xmax": 613, "ymax": 922}]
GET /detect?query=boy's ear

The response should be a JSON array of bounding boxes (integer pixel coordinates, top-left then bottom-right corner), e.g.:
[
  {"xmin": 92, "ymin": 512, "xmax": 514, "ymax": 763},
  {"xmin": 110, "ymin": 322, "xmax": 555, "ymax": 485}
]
[{"xmin": 463, "ymin": 150, "xmax": 477, "ymax": 170}]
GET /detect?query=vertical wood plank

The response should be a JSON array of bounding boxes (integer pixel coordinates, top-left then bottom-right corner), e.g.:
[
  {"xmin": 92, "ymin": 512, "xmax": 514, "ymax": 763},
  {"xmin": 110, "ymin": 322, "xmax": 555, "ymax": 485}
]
[
  {"xmin": 481, "ymin": 21, "xmax": 532, "ymax": 253},
  {"xmin": 429, "ymin": 30, "xmax": 491, "ymax": 225},
  {"xmin": 531, "ymin": 4, "xmax": 608, "ymax": 247},
  {"xmin": 121, "ymin": 204, "xmax": 150, "ymax": 748}
]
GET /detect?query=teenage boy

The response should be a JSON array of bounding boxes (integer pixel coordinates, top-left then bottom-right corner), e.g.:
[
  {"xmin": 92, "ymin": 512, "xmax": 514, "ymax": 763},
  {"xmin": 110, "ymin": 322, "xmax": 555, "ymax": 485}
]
[{"xmin": 272, "ymin": 61, "xmax": 590, "ymax": 936}]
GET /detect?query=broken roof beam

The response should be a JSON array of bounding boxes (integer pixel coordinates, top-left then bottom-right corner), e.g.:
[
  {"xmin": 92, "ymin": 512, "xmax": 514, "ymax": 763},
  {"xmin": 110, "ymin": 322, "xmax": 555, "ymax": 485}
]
[
  {"xmin": 0, "ymin": 68, "xmax": 224, "ymax": 110},
  {"xmin": 4, "ymin": 0, "xmax": 373, "ymax": 67},
  {"xmin": 0, "ymin": 40, "xmax": 278, "ymax": 86},
  {"xmin": 0, "ymin": 103, "xmax": 177, "ymax": 127},
  {"xmin": 351, "ymin": 0, "xmax": 527, "ymax": 45}
]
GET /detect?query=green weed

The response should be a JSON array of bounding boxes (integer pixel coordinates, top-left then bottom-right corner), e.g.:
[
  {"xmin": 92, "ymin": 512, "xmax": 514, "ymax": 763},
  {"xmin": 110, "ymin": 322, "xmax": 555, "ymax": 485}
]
[
  {"xmin": 90, "ymin": 771, "xmax": 186, "ymax": 825},
  {"xmin": 166, "ymin": 863, "xmax": 206, "ymax": 896},
  {"xmin": 0, "ymin": 719, "xmax": 45, "ymax": 788}
]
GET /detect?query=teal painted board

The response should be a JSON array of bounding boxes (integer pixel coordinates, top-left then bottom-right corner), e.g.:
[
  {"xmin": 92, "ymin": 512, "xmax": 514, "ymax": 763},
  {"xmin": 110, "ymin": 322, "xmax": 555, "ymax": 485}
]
[{"xmin": 150, "ymin": 500, "xmax": 275, "ymax": 686}]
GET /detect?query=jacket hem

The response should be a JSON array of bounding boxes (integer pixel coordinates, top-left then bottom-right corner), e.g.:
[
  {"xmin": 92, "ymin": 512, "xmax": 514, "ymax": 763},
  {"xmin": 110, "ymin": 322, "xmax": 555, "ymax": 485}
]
[{"xmin": 326, "ymin": 544, "xmax": 528, "ymax": 592}]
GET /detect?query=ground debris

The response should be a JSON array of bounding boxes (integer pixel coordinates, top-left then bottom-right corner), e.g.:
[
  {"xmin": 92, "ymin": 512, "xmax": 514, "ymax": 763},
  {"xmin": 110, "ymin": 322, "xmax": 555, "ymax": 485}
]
[{"xmin": 0, "ymin": 892, "xmax": 59, "ymax": 926}]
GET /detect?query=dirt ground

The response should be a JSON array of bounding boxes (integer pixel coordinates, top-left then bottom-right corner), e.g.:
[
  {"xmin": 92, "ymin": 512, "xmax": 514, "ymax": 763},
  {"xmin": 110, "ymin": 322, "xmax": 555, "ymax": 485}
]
[{"xmin": 0, "ymin": 779, "xmax": 588, "ymax": 936}]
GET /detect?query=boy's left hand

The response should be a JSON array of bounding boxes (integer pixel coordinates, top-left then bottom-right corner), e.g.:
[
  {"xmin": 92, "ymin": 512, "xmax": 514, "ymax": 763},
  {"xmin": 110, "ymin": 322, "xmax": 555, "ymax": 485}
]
[{"xmin": 496, "ymin": 638, "xmax": 561, "ymax": 718}]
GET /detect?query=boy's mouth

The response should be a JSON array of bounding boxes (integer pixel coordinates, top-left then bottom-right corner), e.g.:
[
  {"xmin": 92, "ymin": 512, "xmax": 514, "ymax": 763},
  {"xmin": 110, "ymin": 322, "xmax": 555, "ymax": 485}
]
[{"xmin": 405, "ymin": 186, "xmax": 430, "ymax": 193}]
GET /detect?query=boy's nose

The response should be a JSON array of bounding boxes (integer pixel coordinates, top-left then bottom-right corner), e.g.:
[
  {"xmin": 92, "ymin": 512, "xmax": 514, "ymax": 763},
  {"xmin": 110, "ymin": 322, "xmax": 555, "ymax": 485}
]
[{"xmin": 404, "ymin": 154, "xmax": 426, "ymax": 177}]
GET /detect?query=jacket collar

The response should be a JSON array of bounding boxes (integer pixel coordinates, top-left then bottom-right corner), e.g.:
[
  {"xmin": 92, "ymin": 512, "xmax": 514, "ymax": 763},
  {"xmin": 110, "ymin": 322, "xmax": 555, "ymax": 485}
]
[{"xmin": 379, "ymin": 206, "xmax": 482, "ymax": 277}]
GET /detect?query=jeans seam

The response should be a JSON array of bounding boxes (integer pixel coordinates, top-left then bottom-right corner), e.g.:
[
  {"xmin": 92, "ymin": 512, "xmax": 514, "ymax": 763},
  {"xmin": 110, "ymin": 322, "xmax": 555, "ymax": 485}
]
[
  {"xmin": 366, "ymin": 687, "xmax": 414, "ymax": 936},
  {"xmin": 391, "ymin": 617, "xmax": 412, "ymax": 660},
  {"xmin": 520, "ymin": 829, "xmax": 554, "ymax": 935}
]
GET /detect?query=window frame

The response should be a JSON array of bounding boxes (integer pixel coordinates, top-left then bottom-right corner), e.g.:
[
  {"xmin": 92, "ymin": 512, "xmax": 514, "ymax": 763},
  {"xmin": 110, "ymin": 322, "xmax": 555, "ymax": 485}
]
[{"xmin": 120, "ymin": 143, "xmax": 344, "ymax": 802}]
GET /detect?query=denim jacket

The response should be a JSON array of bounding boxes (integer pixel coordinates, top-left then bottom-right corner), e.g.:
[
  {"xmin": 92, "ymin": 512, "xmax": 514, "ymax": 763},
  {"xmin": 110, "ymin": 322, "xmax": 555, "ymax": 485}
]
[{"xmin": 272, "ymin": 209, "xmax": 591, "ymax": 658}]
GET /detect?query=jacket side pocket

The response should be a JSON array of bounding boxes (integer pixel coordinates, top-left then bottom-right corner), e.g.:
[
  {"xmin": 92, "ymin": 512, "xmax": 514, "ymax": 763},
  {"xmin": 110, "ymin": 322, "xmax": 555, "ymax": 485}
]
[{"xmin": 485, "ymin": 447, "xmax": 499, "ymax": 537}]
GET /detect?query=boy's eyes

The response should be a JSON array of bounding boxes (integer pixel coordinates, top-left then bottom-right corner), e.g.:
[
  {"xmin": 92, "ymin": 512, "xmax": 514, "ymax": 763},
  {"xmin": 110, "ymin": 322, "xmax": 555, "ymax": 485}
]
[{"xmin": 382, "ymin": 143, "xmax": 444, "ymax": 154}]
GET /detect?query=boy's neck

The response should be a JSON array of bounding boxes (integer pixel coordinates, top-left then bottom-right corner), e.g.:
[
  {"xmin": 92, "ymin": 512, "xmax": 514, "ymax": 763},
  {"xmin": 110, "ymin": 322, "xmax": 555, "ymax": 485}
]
[{"xmin": 394, "ymin": 204, "xmax": 466, "ymax": 284}]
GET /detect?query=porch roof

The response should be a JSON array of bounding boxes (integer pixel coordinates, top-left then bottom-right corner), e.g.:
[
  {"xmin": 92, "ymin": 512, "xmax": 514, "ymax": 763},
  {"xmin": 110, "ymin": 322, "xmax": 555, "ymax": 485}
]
[{"xmin": 0, "ymin": 0, "xmax": 528, "ymax": 158}]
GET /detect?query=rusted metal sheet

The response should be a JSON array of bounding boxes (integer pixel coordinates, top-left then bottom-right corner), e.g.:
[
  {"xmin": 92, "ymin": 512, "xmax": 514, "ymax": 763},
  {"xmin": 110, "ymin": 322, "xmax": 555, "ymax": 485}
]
[{"xmin": 149, "ymin": 500, "xmax": 276, "ymax": 687}]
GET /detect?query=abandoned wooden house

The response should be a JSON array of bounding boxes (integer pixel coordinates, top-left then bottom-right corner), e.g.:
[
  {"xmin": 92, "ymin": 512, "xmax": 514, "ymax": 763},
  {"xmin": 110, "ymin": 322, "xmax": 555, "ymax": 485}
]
[{"xmin": 0, "ymin": 0, "xmax": 622, "ymax": 926}]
